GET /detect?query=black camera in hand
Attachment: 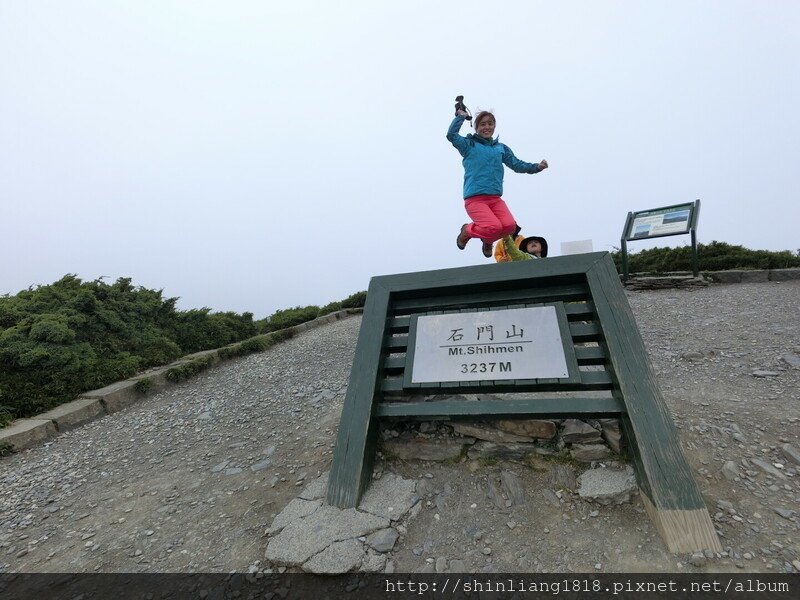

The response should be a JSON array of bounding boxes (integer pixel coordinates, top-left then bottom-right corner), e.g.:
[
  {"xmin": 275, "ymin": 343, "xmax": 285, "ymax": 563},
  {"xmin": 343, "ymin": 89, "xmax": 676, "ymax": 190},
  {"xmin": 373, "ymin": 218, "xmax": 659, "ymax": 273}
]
[{"xmin": 454, "ymin": 95, "xmax": 472, "ymax": 120}]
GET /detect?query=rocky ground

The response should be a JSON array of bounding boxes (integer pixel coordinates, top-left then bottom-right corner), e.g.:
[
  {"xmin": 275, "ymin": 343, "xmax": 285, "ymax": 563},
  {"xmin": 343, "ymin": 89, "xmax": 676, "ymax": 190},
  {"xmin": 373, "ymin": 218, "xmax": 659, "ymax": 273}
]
[{"xmin": 1, "ymin": 281, "xmax": 798, "ymax": 574}]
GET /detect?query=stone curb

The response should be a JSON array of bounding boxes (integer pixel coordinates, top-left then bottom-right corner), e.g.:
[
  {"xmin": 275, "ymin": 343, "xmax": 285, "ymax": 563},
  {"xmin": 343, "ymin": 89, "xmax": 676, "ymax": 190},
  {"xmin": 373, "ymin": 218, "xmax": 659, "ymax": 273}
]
[
  {"xmin": 37, "ymin": 398, "xmax": 105, "ymax": 432},
  {"xmin": 0, "ymin": 419, "xmax": 58, "ymax": 452},
  {"xmin": 0, "ymin": 308, "xmax": 363, "ymax": 454},
  {"xmin": 704, "ymin": 268, "xmax": 799, "ymax": 284},
  {"xmin": 624, "ymin": 268, "xmax": 800, "ymax": 287}
]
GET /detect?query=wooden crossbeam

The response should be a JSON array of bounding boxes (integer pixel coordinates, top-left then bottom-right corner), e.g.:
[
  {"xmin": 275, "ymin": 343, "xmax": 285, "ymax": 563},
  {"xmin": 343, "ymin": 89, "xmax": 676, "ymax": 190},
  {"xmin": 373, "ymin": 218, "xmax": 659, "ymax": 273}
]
[{"xmin": 376, "ymin": 396, "xmax": 624, "ymax": 418}]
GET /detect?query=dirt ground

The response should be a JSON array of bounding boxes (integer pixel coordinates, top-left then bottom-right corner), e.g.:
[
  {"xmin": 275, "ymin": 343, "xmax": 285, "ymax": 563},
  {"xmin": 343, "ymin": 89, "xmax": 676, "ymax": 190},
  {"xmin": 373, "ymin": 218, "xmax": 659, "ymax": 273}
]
[{"xmin": 2, "ymin": 280, "xmax": 798, "ymax": 574}]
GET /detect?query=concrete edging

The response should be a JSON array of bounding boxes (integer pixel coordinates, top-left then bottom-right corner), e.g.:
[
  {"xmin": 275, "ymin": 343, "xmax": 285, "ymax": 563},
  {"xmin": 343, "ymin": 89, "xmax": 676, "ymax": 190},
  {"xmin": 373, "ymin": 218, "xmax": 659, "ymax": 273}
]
[
  {"xmin": 0, "ymin": 308, "xmax": 363, "ymax": 454},
  {"xmin": 704, "ymin": 268, "xmax": 800, "ymax": 284}
]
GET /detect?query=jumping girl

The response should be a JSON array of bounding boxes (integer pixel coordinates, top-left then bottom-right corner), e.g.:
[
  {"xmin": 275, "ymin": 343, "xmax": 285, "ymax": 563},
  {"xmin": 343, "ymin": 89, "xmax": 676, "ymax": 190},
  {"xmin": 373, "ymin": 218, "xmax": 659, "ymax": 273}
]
[{"xmin": 447, "ymin": 106, "xmax": 548, "ymax": 257}]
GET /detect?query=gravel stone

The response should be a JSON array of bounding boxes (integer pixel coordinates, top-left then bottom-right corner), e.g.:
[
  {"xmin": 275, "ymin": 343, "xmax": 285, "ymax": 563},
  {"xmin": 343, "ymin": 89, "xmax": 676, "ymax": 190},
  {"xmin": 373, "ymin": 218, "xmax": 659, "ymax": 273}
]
[{"xmin": 2, "ymin": 282, "xmax": 799, "ymax": 574}]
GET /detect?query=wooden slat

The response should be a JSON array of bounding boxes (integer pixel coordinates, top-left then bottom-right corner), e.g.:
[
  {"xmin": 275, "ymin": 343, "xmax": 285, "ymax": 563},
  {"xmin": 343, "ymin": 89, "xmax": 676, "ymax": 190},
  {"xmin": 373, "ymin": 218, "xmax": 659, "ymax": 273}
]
[
  {"xmin": 569, "ymin": 322, "xmax": 601, "ymax": 341},
  {"xmin": 381, "ymin": 369, "xmax": 613, "ymax": 394},
  {"xmin": 384, "ymin": 336, "xmax": 408, "ymax": 352},
  {"xmin": 574, "ymin": 345, "xmax": 606, "ymax": 364},
  {"xmin": 382, "ymin": 355, "xmax": 406, "ymax": 371},
  {"xmin": 391, "ymin": 284, "xmax": 589, "ymax": 314},
  {"xmin": 383, "ymin": 321, "xmax": 600, "ymax": 355},
  {"xmin": 377, "ymin": 396, "xmax": 624, "ymax": 417},
  {"xmin": 370, "ymin": 252, "xmax": 606, "ymax": 293},
  {"xmin": 564, "ymin": 301, "xmax": 595, "ymax": 318},
  {"xmin": 388, "ymin": 316, "xmax": 411, "ymax": 334},
  {"xmin": 389, "ymin": 301, "xmax": 596, "ymax": 333}
]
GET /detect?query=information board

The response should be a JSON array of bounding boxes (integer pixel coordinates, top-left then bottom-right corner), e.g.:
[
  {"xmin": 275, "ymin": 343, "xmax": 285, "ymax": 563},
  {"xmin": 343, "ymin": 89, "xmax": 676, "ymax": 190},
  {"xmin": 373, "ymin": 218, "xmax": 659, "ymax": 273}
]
[
  {"xmin": 625, "ymin": 203, "xmax": 694, "ymax": 240},
  {"xmin": 408, "ymin": 306, "xmax": 569, "ymax": 383},
  {"xmin": 620, "ymin": 199, "xmax": 701, "ymax": 279}
]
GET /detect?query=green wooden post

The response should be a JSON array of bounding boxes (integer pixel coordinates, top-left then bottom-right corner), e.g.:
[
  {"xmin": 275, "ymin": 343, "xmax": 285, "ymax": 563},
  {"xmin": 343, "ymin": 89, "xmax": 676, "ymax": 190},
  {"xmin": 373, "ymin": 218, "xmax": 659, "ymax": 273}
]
[
  {"xmin": 326, "ymin": 279, "xmax": 390, "ymax": 508},
  {"xmin": 585, "ymin": 253, "xmax": 720, "ymax": 553},
  {"xmin": 690, "ymin": 199, "xmax": 701, "ymax": 278},
  {"xmin": 621, "ymin": 211, "xmax": 633, "ymax": 281}
]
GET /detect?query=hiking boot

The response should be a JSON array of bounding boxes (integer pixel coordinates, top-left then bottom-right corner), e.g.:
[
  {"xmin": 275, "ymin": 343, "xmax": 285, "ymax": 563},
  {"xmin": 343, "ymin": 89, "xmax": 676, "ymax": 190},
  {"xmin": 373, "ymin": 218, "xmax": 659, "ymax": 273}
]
[
  {"xmin": 482, "ymin": 240, "xmax": 493, "ymax": 258},
  {"xmin": 456, "ymin": 224, "xmax": 470, "ymax": 250}
]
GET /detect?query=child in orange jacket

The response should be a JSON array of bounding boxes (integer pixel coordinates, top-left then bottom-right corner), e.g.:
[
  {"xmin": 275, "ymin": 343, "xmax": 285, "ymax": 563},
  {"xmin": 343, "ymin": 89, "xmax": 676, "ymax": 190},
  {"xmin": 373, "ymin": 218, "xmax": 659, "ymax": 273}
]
[{"xmin": 494, "ymin": 235, "xmax": 548, "ymax": 262}]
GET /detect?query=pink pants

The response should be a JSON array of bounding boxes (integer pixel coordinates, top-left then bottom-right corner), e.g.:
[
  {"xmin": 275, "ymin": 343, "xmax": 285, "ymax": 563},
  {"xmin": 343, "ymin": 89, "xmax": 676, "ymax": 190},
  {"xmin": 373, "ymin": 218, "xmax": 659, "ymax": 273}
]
[{"xmin": 463, "ymin": 195, "xmax": 517, "ymax": 242}]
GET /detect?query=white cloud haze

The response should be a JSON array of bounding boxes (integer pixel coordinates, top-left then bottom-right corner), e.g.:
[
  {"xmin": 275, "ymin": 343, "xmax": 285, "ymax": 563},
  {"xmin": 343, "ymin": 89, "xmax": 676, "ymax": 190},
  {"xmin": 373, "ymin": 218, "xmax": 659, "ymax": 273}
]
[{"xmin": 2, "ymin": 0, "xmax": 798, "ymax": 317}]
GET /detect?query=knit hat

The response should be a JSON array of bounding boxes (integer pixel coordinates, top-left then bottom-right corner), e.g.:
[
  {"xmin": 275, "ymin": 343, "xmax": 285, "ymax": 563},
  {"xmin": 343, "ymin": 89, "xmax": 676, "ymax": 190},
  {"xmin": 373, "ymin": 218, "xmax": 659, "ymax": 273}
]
[{"xmin": 520, "ymin": 236, "xmax": 548, "ymax": 257}]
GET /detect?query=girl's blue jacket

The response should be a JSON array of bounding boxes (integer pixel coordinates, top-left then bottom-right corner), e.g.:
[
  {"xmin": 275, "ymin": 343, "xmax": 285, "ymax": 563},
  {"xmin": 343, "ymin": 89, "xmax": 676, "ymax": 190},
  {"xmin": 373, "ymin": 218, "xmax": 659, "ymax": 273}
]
[{"xmin": 447, "ymin": 115, "xmax": 542, "ymax": 199}]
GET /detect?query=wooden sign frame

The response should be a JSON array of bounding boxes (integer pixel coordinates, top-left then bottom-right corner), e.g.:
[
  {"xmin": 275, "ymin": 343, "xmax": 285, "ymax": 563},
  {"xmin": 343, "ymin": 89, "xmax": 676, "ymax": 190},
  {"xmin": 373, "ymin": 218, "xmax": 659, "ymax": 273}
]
[
  {"xmin": 326, "ymin": 252, "xmax": 721, "ymax": 553},
  {"xmin": 620, "ymin": 199, "xmax": 701, "ymax": 280}
]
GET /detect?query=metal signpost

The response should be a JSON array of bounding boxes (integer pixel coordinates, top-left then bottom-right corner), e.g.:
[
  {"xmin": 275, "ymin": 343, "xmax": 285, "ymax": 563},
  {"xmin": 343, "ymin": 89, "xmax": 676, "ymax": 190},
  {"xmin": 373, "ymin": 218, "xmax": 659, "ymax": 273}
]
[
  {"xmin": 620, "ymin": 199, "xmax": 701, "ymax": 280},
  {"xmin": 327, "ymin": 252, "xmax": 721, "ymax": 553}
]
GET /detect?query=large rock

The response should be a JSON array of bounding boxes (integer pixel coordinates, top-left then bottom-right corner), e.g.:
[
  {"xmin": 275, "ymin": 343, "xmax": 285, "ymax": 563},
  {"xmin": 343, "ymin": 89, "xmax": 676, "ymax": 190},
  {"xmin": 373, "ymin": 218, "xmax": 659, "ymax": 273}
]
[
  {"xmin": 467, "ymin": 441, "xmax": 539, "ymax": 462},
  {"xmin": 500, "ymin": 470, "xmax": 525, "ymax": 505},
  {"xmin": 721, "ymin": 461, "xmax": 740, "ymax": 481},
  {"xmin": 451, "ymin": 422, "xmax": 533, "ymax": 444},
  {"xmin": 598, "ymin": 419, "xmax": 623, "ymax": 454},
  {"xmin": 359, "ymin": 473, "xmax": 418, "ymax": 521},
  {"xmin": 494, "ymin": 419, "xmax": 557, "ymax": 440},
  {"xmin": 750, "ymin": 458, "xmax": 786, "ymax": 479},
  {"xmin": 561, "ymin": 419, "xmax": 602, "ymax": 444},
  {"xmin": 298, "ymin": 473, "xmax": 329, "ymax": 500},
  {"xmin": 361, "ymin": 549, "xmax": 388, "ymax": 573},
  {"xmin": 366, "ymin": 528, "xmax": 399, "ymax": 553},
  {"xmin": 548, "ymin": 464, "xmax": 578, "ymax": 491},
  {"xmin": 570, "ymin": 443, "xmax": 612, "ymax": 462},
  {"xmin": 302, "ymin": 539, "xmax": 363, "ymax": 574},
  {"xmin": 265, "ymin": 506, "xmax": 388, "ymax": 565},
  {"xmin": 268, "ymin": 498, "xmax": 323, "ymax": 534},
  {"xmin": 382, "ymin": 438, "xmax": 468, "ymax": 461},
  {"xmin": 578, "ymin": 467, "xmax": 638, "ymax": 505},
  {"xmin": 782, "ymin": 444, "xmax": 800, "ymax": 466},
  {"xmin": 779, "ymin": 354, "xmax": 800, "ymax": 369}
]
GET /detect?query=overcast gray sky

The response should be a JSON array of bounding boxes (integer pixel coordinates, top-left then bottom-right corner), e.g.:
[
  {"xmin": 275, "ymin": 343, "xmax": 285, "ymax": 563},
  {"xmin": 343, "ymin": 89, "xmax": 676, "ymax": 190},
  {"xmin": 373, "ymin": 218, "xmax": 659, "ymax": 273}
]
[{"xmin": 2, "ymin": 0, "xmax": 798, "ymax": 318}]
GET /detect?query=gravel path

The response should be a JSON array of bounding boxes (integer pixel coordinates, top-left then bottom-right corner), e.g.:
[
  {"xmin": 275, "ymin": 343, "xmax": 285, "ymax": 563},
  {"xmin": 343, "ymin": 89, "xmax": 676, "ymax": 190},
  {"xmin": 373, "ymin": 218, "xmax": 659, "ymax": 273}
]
[{"xmin": 2, "ymin": 280, "xmax": 799, "ymax": 573}]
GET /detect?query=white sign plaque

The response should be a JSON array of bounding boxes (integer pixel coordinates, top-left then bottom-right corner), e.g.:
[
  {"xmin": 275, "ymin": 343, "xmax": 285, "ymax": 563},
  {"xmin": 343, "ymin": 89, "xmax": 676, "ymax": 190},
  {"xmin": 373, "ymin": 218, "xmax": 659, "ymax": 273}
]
[
  {"xmin": 410, "ymin": 306, "xmax": 569, "ymax": 383},
  {"xmin": 627, "ymin": 204, "xmax": 693, "ymax": 239}
]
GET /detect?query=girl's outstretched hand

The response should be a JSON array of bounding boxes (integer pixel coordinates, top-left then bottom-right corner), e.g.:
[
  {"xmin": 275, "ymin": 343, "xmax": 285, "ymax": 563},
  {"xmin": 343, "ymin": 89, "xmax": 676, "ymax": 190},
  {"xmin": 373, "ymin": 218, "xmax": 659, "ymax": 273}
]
[{"xmin": 539, "ymin": 159, "xmax": 549, "ymax": 170}]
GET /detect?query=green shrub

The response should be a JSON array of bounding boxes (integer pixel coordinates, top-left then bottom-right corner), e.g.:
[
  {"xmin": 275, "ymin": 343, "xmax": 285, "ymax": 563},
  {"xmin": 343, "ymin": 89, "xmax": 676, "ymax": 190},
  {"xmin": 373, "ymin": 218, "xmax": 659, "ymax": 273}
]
[
  {"xmin": 268, "ymin": 329, "xmax": 294, "ymax": 343},
  {"xmin": 319, "ymin": 301, "xmax": 342, "ymax": 314},
  {"xmin": 0, "ymin": 275, "xmax": 256, "ymax": 420},
  {"xmin": 0, "ymin": 405, "xmax": 14, "ymax": 428},
  {"xmin": 340, "ymin": 290, "xmax": 367, "ymax": 309},
  {"xmin": 257, "ymin": 291, "xmax": 367, "ymax": 333},
  {"xmin": 166, "ymin": 355, "xmax": 216, "ymax": 382},
  {"xmin": 0, "ymin": 276, "xmax": 367, "ymax": 423},
  {"xmin": 134, "ymin": 377, "xmax": 153, "ymax": 395},
  {"xmin": 260, "ymin": 305, "xmax": 321, "ymax": 333},
  {"xmin": 612, "ymin": 241, "xmax": 800, "ymax": 274},
  {"xmin": 239, "ymin": 337, "xmax": 269, "ymax": 354}
]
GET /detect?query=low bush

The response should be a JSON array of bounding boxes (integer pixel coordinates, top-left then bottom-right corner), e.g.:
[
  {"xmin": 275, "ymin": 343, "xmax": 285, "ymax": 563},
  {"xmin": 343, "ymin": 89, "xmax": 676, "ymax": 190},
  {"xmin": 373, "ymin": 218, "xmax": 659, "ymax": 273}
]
[
  {"xmin": 612, "ymin": 241, "xmax": 800, "ymax": 274},
  {"xmin": 0, "ymin": 276, "xmax": 367, "ymax": 424},
  {"xmin": 0, "ymin": 276, "xmax": 257, "ymax": 421},
  {"xmin": 165, "ymin": 355, "xmax": 216, "ymax": 382}
]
